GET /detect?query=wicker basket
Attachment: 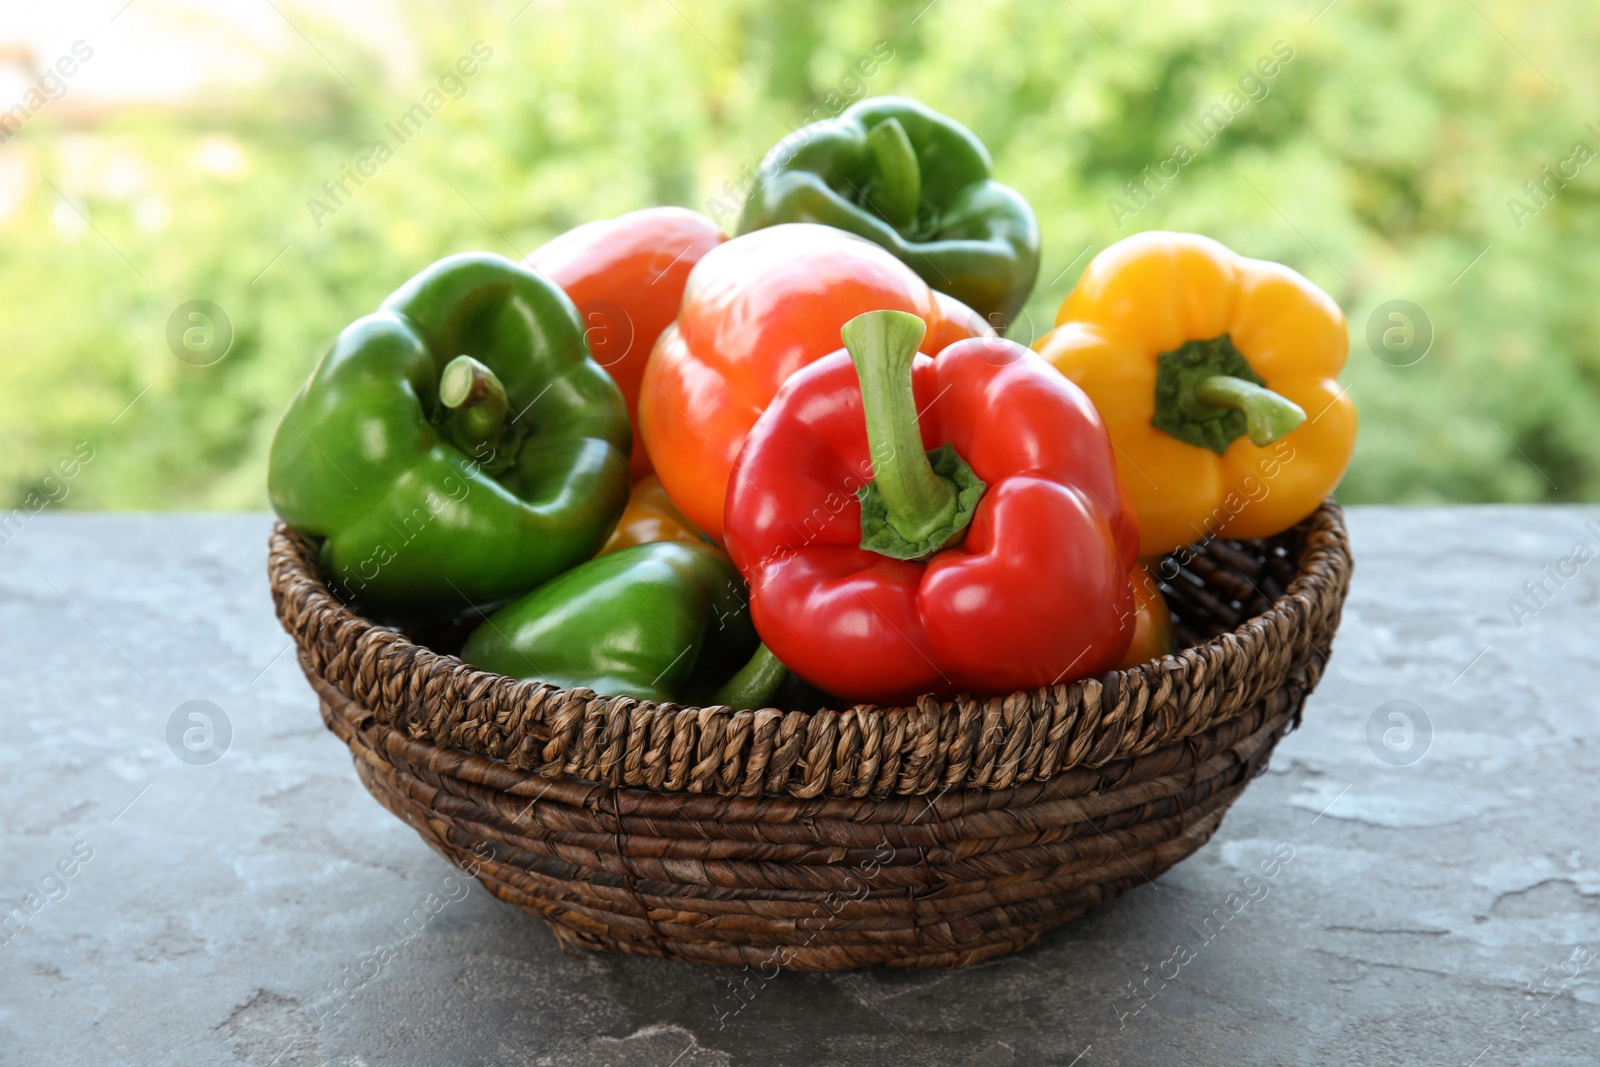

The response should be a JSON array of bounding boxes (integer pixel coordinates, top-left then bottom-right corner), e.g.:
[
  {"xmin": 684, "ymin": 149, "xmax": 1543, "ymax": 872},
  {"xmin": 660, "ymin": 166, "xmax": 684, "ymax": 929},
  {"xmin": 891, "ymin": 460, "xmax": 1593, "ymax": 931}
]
[{"xmin": 267, "ymin": 501, "xmax": 1350, "ymax": 970}]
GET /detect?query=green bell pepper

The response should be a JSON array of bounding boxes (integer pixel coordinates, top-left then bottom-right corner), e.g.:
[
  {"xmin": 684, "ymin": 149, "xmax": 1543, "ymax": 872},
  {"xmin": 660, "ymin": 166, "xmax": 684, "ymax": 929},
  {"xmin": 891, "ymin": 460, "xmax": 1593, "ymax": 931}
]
[
  {"xmin": 460, "ymin": 541, "xmax": 788, "ymax": 709},
  {"xmin": 268, "ymin": 252, "xmax": 631, "ymax": 622},
  {"xmin": 736, "ymin": 95, "xmax": 1041, "ymax": 326}
]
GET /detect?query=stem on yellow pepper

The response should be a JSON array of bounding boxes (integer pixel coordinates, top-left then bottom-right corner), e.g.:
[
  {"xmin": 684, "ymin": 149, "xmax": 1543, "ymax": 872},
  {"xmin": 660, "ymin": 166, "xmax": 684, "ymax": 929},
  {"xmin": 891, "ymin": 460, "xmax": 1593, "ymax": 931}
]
[
  {"xmin": 1151, "ymin": 335, "xmax": 1305, "ymax": 454},
  {"xmin": 1194, "ymin": 374, "xmax": 1306, "ymax": 447}
]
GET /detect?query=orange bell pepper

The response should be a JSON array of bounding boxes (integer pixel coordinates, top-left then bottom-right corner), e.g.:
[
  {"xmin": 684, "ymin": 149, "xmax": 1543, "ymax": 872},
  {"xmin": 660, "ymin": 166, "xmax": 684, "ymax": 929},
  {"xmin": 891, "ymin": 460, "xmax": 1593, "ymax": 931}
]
[
  {"xmin": 597, "ymin": 475, "xmax": 721, "ymax": 558},
  {"xmin": 527, "ymin": 207, "xmax": 725, "ymax": 478},
  {"xmin": 1117, "ymin": 563, "xmax": 1174, "ymax": 668},
  {"xmin": 638, "ymin": 223, "xmax": 980, "ymax": 542},
  {"xmin": 1033, "ymin": 231, "xmax": 1356, "ymax": 556}
]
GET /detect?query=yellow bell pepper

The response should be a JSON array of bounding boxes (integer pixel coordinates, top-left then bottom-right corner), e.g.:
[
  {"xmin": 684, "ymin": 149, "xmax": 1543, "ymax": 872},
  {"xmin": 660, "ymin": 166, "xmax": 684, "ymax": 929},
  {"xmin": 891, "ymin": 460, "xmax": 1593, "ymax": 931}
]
[
  {"xmin": 1033, "ymin": 231, "xmax": 1356, "ymax": 556},
  {"xmin": 598, "ymin": 475, "xmax": 723, "ymax": 558}
]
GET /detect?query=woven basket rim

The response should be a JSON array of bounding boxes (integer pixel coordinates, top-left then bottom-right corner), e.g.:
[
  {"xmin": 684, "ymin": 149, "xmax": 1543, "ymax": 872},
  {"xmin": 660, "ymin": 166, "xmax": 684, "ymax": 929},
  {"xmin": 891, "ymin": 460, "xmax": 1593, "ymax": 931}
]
[{"xmin": 267, "ymin": 500, "xmax": 1350, "ymax": 799}]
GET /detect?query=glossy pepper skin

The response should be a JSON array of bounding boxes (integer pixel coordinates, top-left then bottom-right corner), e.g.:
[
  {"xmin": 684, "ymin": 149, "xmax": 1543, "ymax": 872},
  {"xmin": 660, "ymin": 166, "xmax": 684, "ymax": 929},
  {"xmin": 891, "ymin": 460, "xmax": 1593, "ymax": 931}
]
[
  {"xmin": 526, "ymin": 207, "xmax": 725, "ymax": 478},
  {"xmin": 639, "ymin": 223, "xmax": 980, "ymax": 544},
  {"xmin": 268, "ymin": 253, "xmax": 632, "ymax": 622},
  {"xmin": 1033, "ymin": 231, "xmax": 1356, "ymax": 557},
  {"xmin": 724, "ymin": 311, "xmax": 1139, "ymax": 705},
  {"xmin": 597, "ymin": 475, "xmax": 720, "ymax": 558},
  {"xmin": 460, "ymin": 542, "xmax": 786, "ymax": 709},
  {"xmin": 736, "ymin": 96, "xmax": 1040, "ymax": 326},
  {"xmin": 1118, "ymin": 563, "xmax": 1174, "ymax": 669}
]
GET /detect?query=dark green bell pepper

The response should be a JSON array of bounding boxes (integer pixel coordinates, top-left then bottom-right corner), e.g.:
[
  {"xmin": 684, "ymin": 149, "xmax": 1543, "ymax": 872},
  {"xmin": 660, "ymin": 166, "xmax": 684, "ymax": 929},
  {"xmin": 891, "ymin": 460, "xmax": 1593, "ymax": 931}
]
[
  {"xmin": 268, "ymin": 252, "xmax": 631, "ymax": 622},
  {"xmin": 736, "ymin": 95, "xmax": 1041, "ymax": 326},
  {"xmin": 460, "ymin": 541, "xmax": 788, "ymax": 709}
]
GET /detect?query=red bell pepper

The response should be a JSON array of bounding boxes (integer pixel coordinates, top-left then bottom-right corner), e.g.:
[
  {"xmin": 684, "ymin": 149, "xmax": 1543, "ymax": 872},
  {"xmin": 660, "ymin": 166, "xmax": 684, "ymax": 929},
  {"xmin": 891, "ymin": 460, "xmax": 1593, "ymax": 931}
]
[
  {"xmin": 724, "ymin": 310, "xmax": 1140, "ymax": 704},
  {"xmin": 527, "ymin": 207, "xmax": 724, "ymax": 478},
  {"xmin": 637, "ymin": 223, "xmax": 981, "ymax": 543}
]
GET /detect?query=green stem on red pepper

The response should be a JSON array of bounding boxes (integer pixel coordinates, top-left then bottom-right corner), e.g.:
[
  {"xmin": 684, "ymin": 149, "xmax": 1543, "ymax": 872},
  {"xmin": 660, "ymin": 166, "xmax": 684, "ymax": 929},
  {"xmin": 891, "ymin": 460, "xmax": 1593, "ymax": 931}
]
[{"xmin": 842, "ymin": 310, "xmax": 985, "ymax": 561}]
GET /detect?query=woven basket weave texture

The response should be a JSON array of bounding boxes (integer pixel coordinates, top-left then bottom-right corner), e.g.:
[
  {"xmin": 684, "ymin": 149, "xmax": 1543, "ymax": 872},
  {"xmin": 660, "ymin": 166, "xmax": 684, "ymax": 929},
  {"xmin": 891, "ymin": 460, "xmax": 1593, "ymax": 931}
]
[{"xmin": 268, "ymin": 502, "xmax": 1351, "ymax": 969}]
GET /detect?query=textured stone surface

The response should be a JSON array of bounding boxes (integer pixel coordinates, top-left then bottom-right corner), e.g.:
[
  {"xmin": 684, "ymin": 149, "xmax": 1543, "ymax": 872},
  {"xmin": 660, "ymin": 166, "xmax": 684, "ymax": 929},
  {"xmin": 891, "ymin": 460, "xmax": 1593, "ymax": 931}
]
[{"xmin": 1, "ymin": 508, "xmax": 1597, "ymax": 1066}]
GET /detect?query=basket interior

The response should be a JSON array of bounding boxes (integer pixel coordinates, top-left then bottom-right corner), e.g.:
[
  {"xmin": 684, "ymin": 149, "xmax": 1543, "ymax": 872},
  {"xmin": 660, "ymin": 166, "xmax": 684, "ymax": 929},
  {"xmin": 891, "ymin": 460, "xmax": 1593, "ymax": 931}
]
[{"xmin": 383, "ymin": 525, "xmax": 1305, "ymax": 702}]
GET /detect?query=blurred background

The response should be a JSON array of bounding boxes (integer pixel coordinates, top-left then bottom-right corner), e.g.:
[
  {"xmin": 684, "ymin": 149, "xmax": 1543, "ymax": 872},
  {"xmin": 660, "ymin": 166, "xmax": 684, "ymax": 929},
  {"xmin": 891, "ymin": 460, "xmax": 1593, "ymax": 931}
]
[{"xmin": 2, "ymin": 0, "xmax": 1594, "ymax": 511}]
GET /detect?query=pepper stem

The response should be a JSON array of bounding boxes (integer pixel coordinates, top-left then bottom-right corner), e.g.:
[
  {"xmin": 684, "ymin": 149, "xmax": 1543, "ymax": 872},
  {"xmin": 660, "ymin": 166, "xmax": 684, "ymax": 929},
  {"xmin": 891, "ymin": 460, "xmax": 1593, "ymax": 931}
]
[
  {"xmin": 1194, "ymin": 374, "xmax": 1306, "ymax": 447},
  {"xmin": 864, "ymin": 117, "xmax": 920, "ymax": 230},
  {"xmin": 843, "ymin": 310, "xmax": 986, "ymax": 560},
  {"xmin": 1150, "ymin": 335, "xmax": 1305, "ymax": 455},
  {"xmin": 438, "ymin": 355, "xmax": 509, "ymax": 458},
  {"xmin": 845, "ymin": 311, "xmax": 951, "ymax": 538},
  {"xmin": 709, "ymin": 643, "xmax": 788, "ymax": 710}
]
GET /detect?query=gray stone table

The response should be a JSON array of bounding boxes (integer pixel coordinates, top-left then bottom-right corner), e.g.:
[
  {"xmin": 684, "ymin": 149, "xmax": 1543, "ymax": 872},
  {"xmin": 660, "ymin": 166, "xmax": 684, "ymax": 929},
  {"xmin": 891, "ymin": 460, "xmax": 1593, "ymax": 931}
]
[{"xmin": 2, "ymin": 508, "xmax": 1597, "ymax": 1066}]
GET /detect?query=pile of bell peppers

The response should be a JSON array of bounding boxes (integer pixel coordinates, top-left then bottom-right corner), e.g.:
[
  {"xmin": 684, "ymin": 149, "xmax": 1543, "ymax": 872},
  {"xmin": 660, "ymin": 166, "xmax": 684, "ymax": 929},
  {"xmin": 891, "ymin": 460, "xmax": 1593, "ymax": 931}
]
[{"xmin": 270, "ymin": 96, "xmax": 1354, "ymax": 711}]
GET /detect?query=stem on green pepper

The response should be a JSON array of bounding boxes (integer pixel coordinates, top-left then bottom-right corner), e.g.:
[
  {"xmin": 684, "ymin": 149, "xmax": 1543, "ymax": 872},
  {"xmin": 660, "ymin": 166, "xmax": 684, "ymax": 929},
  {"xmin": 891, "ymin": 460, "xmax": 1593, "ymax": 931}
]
[
  {"xmin": 865, "ymin": 117, "xmax": 920, "ymax": 230},
  {"xmin": 438, "ymin": 354, "xmax": 509, "ymax": 458},
  {"xmin": 709, "ymin": 643, "xmax": 788, "ymax": 710},
  {"xmin": 1194, "ymin": 374, "xmax": 1306, "ymax": 447}
]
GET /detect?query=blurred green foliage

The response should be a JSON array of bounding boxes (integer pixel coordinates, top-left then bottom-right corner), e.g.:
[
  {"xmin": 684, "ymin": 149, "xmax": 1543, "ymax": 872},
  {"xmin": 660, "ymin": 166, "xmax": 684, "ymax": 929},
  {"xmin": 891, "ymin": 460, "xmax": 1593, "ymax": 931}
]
[{"xmin": 2, "ymin": 0, "xmax": 1597, "ymax": 510}]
